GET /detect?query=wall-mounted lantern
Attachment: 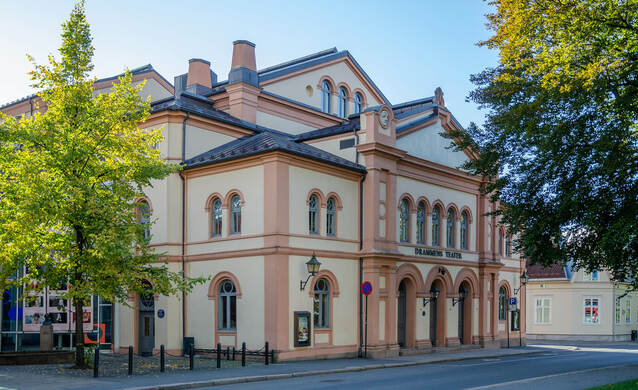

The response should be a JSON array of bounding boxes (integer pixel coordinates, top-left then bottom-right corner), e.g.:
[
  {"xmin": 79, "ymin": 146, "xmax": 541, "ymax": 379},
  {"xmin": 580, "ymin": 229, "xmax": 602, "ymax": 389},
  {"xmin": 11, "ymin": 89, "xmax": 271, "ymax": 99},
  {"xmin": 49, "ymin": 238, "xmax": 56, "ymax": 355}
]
[
  {"xmin": 452, "ymin": 286, "xmax": 468, "ymax": 307},
  {"xmin": 300, "ymin": 252, "xmax": 321, "ymax": 291},
  {"xmin": 513, "ymin": 271, "xmax": 529, "ymax": 295},
  {"xmin": 423, "ymin": 286, "xmax": 440, "ymax": 307}
]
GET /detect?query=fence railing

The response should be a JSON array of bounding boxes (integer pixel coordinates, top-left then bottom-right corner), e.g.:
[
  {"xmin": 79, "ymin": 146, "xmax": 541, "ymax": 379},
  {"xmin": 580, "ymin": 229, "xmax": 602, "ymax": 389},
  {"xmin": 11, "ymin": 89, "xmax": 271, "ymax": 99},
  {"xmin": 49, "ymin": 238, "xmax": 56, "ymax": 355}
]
[{"xmin": 93, "ymin": 341, "xmax": 273, "ymax": 378}]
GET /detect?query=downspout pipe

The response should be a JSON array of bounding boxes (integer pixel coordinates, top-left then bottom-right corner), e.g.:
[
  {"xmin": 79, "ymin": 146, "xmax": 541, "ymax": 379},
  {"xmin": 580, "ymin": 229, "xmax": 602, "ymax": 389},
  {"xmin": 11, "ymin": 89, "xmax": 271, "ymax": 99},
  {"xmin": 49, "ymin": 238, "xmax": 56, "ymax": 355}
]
[
  {"xmin": 355, "ymin": 126, "xmax": 366, "ymax": 358},
  {"xmin": 180, "ymin": 112, "xmax": 190, "ymax": 343}
]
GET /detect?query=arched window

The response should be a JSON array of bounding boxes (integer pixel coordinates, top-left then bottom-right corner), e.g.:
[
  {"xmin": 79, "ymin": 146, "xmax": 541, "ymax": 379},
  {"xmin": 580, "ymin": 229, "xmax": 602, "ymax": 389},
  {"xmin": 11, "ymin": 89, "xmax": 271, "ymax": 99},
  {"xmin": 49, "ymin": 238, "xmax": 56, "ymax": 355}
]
[
  {"xmin": 399, "ymin": 198, "xmax": 410, "ymax": 243},
  {"xmin": 353, "ymin": 92, "xmax": 363, "ymax": 114},
  {"xmin": 309, "ymin": 194, "xmax": 319, "ymax": 234},
  {"xmin": 137, "ymin": 200, "xmax": 151, "ymax": 241},
  {"xmin": 230, "ymin": 195, "xmax": 241, "ymax": 234},
  {"xmin": 218, "ymin": 280, "xmax": 237, "ymax": 330},
  {"xmin": 338, "ymin": 87, "xmax": 348, "ymax": 118},
  {"xmin": 326, "ymin": 197, "xmax": 336, "ymax": 236},
  {"xmin": 211, "ymin": 198, "xmax": 222, "ymax": 237},
  {"xmin": 313, "ymin": 278, "xmax": 330, "ymax": 328},
  {"xmin": 446, "ymin": 208, "xmax": 456, "ymax": 248},
  {"xmin": 498, "ymin": 286, "xmax": 507, "ymax": 320},
  {"xmin": 498, "ymin": 229, "xmax": 504, "ymax": 256},
  {"xmin": 505, "ymin": 232, "xmax": 511, "ymax": 257},
  {"xmin": 460, "ymin": 211, "xmax": 469, "ymax": 250},
  {"xmin": 432, "ymin": 206, "xmax": 441, "ymax": 246},
  {"xmin": 321, "ymin": 80, "xmax": 332, "ymax": 113},
  {"xmin": 416, "ymin": 202, "xmax": 426, "ymax": 244}
]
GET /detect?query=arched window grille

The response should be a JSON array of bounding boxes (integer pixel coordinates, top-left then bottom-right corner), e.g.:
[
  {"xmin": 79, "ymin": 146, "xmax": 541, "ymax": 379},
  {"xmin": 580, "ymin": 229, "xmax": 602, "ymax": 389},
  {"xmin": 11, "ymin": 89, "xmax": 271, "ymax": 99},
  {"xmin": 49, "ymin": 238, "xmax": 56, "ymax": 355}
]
[
  {"xmin": 218, "ymin": 280, "xmax": 237, "ymax": 330},
  {"xmin": 498, "ymin": 286, "xmax": 507, "ymax": 320},
  {"xmin": 313, "ymin": 278, "xmax": 330, "ymax": 328},
  {"xmin": 416, "ymin": 202, "xmax": 426, "ymax": 244},
  {"xmin": 211, "ymin": 198, "xmax": 222, "ymax": 237},
  {"xmin": 399, "ymin": 199, "xmax": 410, "ymax": 243},
  {"xmin": 326, "ymin": 197, "xmax": 336, "ymax": 236},
  {"xmin": 230, "ymin": 195, "xmax": 241, "ymax": 234},
  {"xmin": 460, "ymin": 211, "xmax": 469, "ymax": 250},
  {"xmin": 432, "ymin": 206, "xmax": 441, "ymax": 246},
  {"xmin": 309, "ymin": 195, "xmax": 319, "ymax": 234},
  {"xmin": 338, "ymin": 87, "xmax": 348, "ymax": 118},
  {"xmin": 321, "ymin": 80, "xmax": 332, "ymax": 113},
  {"xmin": 353, "ymin": 92, "xmax": 363, "ymax": 114},
  {"xmin": 446, "ymin": 208, "xmax": 456, "ymax": 248},
  {"xmin": 138, "ymin": 200, "xmax": 151, "ymax": 241}
]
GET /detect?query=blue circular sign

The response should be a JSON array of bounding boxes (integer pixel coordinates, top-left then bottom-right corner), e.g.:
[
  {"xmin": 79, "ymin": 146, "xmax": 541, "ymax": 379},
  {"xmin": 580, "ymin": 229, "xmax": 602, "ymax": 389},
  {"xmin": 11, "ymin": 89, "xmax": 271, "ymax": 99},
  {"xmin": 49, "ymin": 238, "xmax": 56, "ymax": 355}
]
[
  {"xmin": 157, "ymin": 309, "xmax": 165, "ymax": 318},
  {"xmin": 362, "ymin": 281, "xmax": 373, "ymax": 295}
]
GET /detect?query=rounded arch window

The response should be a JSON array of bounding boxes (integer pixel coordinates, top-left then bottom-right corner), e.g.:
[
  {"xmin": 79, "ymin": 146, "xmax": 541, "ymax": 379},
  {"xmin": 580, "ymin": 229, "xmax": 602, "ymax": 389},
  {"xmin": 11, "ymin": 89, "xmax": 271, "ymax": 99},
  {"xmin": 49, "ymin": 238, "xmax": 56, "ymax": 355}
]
[
  {"xmin": 338, "ymin": 87, "xmax": 348, "ymax": 118},
  {"xmin": 308, "ymin": 194, "xmax": 319, "ymax": 234},
  {"xmin": 321, "ymin": 80, "xmax": 332, "ymax": 113},
  {"xmin": 446, "ymin": 208, "xmax": 456, "ymax": 248},
  {"xmin": 314, "ymin": 278, "xmax": 330, "ymax": 328},
  {"xmin": 498, "ymin": 286, "xmax": 507, "ymax": 321},
  {"xmin": 432, "ymin": 206, "xmax": 441, "ymax": 246},
  {"xmin": 416, "ymin": 201, "xmax": 426, "ymax": 244},
  {"xmin": 460, "ymin": 211, "xmax": 469, "ymax": 250},
  {"xmin": 137, "ymin": 200, "xmax": 151, "ymax": 242},
  {"xmin": 218, "ymin": 279, "xmax": 237, "ymax": 330},
  {"xmin": 230, "ymin": 195, "xmax": 241, "ymax": 234},
  {"xmin": 326, "ymin": 197, "xmax": 336, "ymax": 236},
  {"xmin": 212, "ymin": 198, "xmax": 222, "ymax": 237},
  {"xmin": 399, "ymin": 198, "xmax": 410, "ymax": 243},
  {"xmin": 353, "ymin": 92, "xmax": 363, "ymax": 114}
]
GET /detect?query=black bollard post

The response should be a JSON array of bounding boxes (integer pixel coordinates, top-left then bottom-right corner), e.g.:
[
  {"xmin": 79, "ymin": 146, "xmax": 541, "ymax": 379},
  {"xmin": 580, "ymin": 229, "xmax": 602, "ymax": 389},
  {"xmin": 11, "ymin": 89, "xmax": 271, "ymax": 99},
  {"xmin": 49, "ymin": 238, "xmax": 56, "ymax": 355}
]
[
  {"xmin": 241, "ymin": 342, "xmax": 246, "ymax": 367},
  {"xmin": 93, "ymin": 346, "xmax": 99, "ymax": 378},
  {"xmin": 160, "ymin": 345, "xmax": 165, "ymax": 373},
  {"xmin": 128, "ymin": 345, "xmax": 133, "ymax": 376},
  {"xmin": 189, "ymin": 344, "xmax": 194, "ymax": 371},
  {"xmin": 226, "ymin": 346, "xmax": 230, "ymax": 361},
  {"xmin": 265, "ymin": 342, "xmax": 269, "ymax": 365},
  {"xmin": 232, "ymin": 347, "xmax": 236, "ymax": 361},
  {"xmin": 216, "ymin": 342, "xmax": 221, "ymax": 368}
]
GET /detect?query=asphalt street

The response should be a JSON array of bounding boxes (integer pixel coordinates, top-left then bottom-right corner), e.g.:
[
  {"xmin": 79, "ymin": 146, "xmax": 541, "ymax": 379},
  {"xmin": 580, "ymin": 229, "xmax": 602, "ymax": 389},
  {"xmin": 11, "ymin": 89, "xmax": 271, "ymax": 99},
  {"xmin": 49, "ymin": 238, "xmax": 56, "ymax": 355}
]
[{"xmin": 208, "ymin": 346, "xmax": 638, "ymax": 390}]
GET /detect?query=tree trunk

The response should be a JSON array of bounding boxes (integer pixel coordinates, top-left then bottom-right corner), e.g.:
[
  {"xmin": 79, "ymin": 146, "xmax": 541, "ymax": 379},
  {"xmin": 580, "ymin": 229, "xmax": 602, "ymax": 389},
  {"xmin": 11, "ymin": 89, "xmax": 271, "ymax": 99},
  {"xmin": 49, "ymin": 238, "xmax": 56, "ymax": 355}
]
[{"xmin": 74, "ymin": 295, "xmax": 86, "ymax": 368}]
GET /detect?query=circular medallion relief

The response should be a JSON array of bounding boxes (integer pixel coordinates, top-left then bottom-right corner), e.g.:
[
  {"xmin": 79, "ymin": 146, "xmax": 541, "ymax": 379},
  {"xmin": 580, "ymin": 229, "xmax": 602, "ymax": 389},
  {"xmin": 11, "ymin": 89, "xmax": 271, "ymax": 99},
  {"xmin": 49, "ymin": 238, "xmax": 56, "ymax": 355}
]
[{"xmin": 379, "ymin": 108, "xmax": 390, "ymax": 129}]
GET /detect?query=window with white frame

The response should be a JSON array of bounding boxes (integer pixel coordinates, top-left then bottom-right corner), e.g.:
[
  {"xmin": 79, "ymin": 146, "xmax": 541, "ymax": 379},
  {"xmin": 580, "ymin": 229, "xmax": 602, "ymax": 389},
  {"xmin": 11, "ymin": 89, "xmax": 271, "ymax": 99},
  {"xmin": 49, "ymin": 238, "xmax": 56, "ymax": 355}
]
[
  {"xmin": 308, "ymin": 194, "xmax": 319, "ymax": 234},
  {"xmin": 432, "ymin": 206, "xmax": 441, "ymax": 246},
  {"xmin": 230, "ymin": 195, "xmax": 242, "ymax": 234},
  {"xmin": 321, "ymin": 80, "xmax": 332, "ymax": 113},
  {"xmin": 326, "ymin": 197, "xmax": 336, "ymax": 236},
  {"xmin": 625, "ymin": 297, "xmax": 631, "ymax": 324},
  {"xmin": 313, "ymin": 278, "xmax": 330, "ymax": 328},
  {"xmin": 416, "ymin": 202, "xmax": 426, "ymax": 244},
  {"xmin": 583, "ymin": 270, "xmax": 599, "ymax": 281},
  {"xmin": 584, "ymin": 297, "xmax": 600, "ymax": 324},
  {"xmin": 399, "ymin": 199, "xmax": 410, "ymax": 243},
  {"xmin": 338, "ymin": 87, "xmax": 348, "ymax": 118},
  {"xmin": 460, "ymin": 211, "xmax": 469, "ymax": 250},
  {"xmin": 211, "ymin": 198, "xmax": 222, "ymax": 237},
  {"xmin": 446, "ymin": 208, "xmax": 455, "ymax": 248},
  {"xmin": 616, "ymin": 297, "xmax": 621, "ymax": 325},
  {"xmin": 535, "ymin": 297, "xmax": 552, "ymax": 324},
  {"xmin": 218, "ymin": 280, "xmax": 237, "ymax": 330},
  {"xmin": 353, "ymin": 92, "xmax": 363, "ymax": 114}
]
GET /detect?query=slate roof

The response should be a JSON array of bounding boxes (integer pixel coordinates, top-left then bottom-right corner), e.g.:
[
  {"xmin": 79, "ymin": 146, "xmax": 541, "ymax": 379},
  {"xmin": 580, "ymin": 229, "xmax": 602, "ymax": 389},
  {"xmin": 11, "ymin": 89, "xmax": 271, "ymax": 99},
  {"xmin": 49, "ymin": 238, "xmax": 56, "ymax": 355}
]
[
  {"xmin": 0, "ymin": 64, "xmax": 172, "ymax": 110},
  {"xmin": 526, "ymin": 259, "xmax": 568, "ymax": 279},
  {"xmin": 295, "ymin": 117, "xmax": 360, "ymax": 142},
  {"xmin": 184, "ymin": 130, "xmax": 366, "ymax": 173}
]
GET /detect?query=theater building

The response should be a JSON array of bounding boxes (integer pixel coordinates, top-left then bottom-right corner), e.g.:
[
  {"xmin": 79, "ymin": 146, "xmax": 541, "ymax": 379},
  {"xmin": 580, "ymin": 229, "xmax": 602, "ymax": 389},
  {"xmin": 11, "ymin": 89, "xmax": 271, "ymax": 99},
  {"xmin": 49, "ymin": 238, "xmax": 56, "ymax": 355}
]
[{"xmin": 1, "ymin": 41, "xmax": 527, "ymax": 358}]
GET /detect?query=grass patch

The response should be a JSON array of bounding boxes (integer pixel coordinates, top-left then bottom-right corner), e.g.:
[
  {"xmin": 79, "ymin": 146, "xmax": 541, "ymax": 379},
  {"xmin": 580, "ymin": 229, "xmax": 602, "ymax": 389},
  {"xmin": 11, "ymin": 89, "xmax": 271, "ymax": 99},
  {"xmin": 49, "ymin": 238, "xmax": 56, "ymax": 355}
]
[{"xmin": 588, "ymin": 379, "xmax": 638, "ymax": 389}]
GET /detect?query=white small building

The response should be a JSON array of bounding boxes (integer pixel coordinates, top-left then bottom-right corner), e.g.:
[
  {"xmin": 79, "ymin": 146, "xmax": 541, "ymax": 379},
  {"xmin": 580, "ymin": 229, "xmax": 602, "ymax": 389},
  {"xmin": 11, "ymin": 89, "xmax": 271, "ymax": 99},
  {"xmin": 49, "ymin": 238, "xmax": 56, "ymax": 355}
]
[{"xmin": 526, "ymin": 261, "xmax": 638, "ymax": 342}]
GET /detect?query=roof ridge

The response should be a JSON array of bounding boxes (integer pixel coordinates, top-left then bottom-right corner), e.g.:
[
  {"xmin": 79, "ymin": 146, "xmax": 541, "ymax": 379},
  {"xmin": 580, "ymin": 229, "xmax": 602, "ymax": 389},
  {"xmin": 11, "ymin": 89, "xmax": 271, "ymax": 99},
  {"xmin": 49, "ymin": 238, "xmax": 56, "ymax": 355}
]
[{"xmin": 258, "ymin": 48, "xmax": 338, "ymax": 75}]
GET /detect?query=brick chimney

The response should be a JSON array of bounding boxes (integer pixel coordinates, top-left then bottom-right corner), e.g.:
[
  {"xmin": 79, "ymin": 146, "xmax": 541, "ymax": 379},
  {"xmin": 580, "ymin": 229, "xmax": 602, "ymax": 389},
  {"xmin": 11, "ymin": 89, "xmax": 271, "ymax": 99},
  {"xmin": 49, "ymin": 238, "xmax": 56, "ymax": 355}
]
[
  {"xmin": 226, "ymin": 40, "xmax": 260, "ymax": 123},
  {"xmin": 186, "ymin": 58, "xmax": 213, "ymax": 89}
]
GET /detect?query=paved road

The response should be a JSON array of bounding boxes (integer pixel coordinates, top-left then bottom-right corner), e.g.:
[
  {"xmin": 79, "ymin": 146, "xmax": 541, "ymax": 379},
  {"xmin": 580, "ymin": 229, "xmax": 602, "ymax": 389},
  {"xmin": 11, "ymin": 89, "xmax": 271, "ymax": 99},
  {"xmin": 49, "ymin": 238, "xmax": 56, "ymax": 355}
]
[{"xmin": 209, "ymin": 347, "xmax": 638, "ymax": 390}]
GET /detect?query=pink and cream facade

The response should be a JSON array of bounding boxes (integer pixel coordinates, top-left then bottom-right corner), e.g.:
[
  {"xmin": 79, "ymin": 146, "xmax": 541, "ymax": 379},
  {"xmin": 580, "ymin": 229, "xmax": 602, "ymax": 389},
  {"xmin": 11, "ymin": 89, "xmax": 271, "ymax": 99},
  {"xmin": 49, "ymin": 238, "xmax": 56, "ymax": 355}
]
[{"xmin": 1, "ymin": 41, "xmax": 527, "ymax": 359}]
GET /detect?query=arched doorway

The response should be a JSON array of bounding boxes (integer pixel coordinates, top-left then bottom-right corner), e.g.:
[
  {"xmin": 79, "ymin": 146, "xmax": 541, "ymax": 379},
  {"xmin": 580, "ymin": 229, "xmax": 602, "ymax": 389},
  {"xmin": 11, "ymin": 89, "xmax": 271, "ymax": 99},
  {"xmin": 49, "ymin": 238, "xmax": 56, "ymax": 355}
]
[
  {"xmin": 429, "ymin": 279, "xmax": 445, "ymax": 347},
  {"xmin": 396, "ymin": 277, "xmax": 416, "ymax": 348},
  {"xmin": 457, "ymin": 281, "xmax": 472, "ymax": 345},
  {"xmin": 138, "ymin": 281, "xmax": 155, "ymax": 356}
]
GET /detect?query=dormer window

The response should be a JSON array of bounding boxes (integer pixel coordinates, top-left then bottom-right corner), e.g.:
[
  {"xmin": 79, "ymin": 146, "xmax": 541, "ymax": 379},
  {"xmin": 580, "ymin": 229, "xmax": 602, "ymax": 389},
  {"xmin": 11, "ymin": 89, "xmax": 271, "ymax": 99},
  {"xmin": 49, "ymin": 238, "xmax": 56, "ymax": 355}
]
[
  {"xmin": 321, "ymin": 80, "xmax": 332, "ymax": 113},
  {"xmin": 338, "ymin": 87, "xmax": 348, "ymax": 118}
]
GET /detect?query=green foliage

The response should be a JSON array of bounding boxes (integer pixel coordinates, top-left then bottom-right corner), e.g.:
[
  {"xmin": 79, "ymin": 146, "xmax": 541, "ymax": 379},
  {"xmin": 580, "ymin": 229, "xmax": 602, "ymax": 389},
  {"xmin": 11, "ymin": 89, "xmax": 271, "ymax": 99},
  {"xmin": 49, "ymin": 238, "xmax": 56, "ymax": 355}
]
[
  {"xmin": 445, "ymin": 0, "xmax": 638, "ymax": 286},
  {"xmin": 0, "ymin": 1, "xmax": 205, "ymax": 365}
]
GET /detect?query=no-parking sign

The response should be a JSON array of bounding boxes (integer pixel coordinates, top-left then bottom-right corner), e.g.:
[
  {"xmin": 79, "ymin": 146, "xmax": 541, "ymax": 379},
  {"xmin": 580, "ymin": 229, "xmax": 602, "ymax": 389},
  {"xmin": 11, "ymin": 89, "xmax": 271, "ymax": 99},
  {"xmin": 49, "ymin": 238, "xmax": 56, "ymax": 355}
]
[{"xmin": 361, "ymin": 281, "xmax": 373, "ymax": 295}]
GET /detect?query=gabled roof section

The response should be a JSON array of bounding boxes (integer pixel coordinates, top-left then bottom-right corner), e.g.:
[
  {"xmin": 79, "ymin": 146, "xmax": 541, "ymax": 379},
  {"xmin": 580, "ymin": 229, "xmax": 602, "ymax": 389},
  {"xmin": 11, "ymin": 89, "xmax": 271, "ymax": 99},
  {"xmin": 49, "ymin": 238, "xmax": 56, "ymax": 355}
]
[
  {"xmin": 396, "ymin": 112, "xmax": 438, "ymax": 134},
  {"xmin": 1, "ymin": 64, "xmax": 174, "ymax": 110},
  {"xmin": 258, "ymin": 49, "xmax": 391, "ymax": 106},
  {"xmin": 184, "ymin": 130, "xmax": 365, "ymax": 173},
  {"xmin": 295, "ymin": 117, "xmax": 361, "ymax": 142},
  {"xmin": 526, "ymin": 259, "xmax": 568, "ymax": 280}
]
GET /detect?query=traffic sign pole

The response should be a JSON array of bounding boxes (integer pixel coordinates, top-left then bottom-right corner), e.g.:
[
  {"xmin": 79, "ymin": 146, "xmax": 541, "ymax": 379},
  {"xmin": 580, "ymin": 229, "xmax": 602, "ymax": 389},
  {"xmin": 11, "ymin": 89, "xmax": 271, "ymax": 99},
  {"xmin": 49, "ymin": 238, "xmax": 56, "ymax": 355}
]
[{"xmin": 361, "ymin": 281, "xmax": 373, "ymax": 358}]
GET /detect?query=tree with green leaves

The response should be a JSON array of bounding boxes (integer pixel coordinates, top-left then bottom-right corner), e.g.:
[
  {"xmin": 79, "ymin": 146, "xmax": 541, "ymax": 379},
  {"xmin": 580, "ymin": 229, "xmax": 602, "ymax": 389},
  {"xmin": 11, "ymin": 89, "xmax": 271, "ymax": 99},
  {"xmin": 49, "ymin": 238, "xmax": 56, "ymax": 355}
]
[
  {"xmin": 0, "ymin": 2, "xmax": 203, "ymax": 367},
  {"xmin": 447, "ymin": 0, "xmax": 637, "ymax": 286}
]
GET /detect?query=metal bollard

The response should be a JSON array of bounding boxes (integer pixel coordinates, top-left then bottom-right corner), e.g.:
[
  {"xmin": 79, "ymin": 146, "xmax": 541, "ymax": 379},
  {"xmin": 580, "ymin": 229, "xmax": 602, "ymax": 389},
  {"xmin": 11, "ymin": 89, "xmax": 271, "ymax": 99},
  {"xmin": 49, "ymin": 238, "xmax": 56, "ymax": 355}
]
[
  {"xmin": 241, "ymin": 342, "xmax": 246, "ymax": 367},
  {"xmin": 189, "ymin": 344, "xmax": 194, "ymax": 370},
  {"xmin": 265, "ymin": 342, "xmax": 269, "ymax": 365},
  {"xmin": 226, "ymin": 346, "xmax": 230, "ymax": 361},
  {"xmin": 160, "ymin": 345, "xmax": 165, "ymax": 373},
  {"xmin": 216, "ymin": 342, "xmax": 221, "ymax": 368},
  {"xmin": 93, "ymin": 346, "xmax": 99, "ymax": 378},
  {"xmin": 232, "ymin": 347, "xmax": 236, "ymax": 361},
  {"xmin": 128, "ymin": 345, "xmax": 133, "ymax": 375}
]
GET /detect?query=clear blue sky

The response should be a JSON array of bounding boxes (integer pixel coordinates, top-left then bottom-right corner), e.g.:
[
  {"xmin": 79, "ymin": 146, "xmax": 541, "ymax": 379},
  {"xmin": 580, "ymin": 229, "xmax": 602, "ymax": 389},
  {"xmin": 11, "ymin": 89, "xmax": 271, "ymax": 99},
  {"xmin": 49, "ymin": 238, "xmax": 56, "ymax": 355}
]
[{"xmin": 0, "ymin": 1, "xmax": 498, "ymax": 127}]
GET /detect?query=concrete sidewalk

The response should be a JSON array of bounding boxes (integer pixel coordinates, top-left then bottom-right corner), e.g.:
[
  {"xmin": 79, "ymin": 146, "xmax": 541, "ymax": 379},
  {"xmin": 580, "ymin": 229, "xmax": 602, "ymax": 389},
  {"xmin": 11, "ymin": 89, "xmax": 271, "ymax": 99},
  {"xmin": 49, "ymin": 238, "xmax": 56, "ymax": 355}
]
[{"xmin": 0, "ymin": 347, "xmax": 547, "ymax": 390}]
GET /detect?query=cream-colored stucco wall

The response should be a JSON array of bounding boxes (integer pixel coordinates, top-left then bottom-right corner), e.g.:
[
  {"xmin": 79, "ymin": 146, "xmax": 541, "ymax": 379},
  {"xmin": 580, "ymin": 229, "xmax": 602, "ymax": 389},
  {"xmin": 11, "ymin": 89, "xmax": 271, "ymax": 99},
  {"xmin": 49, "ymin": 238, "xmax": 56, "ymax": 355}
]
[
  {"xmin": 262, "ymin": 61, "xmax": 381, "ymax": 115},
  {"xmin": 304, "ymin": 132, "xmax": 366, "ymax": 165},
  {"xmin": 256, "ymin": 111, "xmax": 317, "ymax": 135},
  {"xmin": 288, "ymin": 255, "xmax": 358, "ymax": 349},
  {"xmin": 185, "ymin": 124, "xmax": 237, "ymax": 160},
  {"xmin": 396, "ymin": 120, "xmax": 469, "ymax": 170},
  {"xmin": 187, "ymin": 257, "xmax": 265, "ymax": 349},
  {"xmin": 289, "ymin": 166, "xmax": 358, "ymax": 241},
  {"xmin": 187, "ymin": 165, "xmax": 265, "ymax": 248},
  {"xmin": 396, "ymin": 176, "xmax": 477, "ymax": 251}
]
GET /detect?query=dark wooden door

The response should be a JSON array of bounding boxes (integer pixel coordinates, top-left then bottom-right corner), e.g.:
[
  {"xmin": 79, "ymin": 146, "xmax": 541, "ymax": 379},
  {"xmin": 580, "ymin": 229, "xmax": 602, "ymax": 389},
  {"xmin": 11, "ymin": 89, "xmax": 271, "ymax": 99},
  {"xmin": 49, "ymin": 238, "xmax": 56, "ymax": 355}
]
[
  {"xmin": 397, "ymin": 280, "xmax": 407, "ymax": 347},
  {"xmin": 458, "ymin": 298, "xmax": 465, "ymax": 344},
  {"xmin": 430, "ymin": 297, "xmax": 437, "ymax": 346}
]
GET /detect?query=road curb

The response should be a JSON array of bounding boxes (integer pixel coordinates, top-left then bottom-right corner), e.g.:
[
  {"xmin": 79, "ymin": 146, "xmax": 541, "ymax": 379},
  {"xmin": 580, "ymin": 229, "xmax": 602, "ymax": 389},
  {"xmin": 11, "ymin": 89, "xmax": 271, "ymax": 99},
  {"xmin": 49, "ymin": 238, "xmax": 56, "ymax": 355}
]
[{"xmin": 126, "ymin": 349, "xmax": 548, "ymax": 390}]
